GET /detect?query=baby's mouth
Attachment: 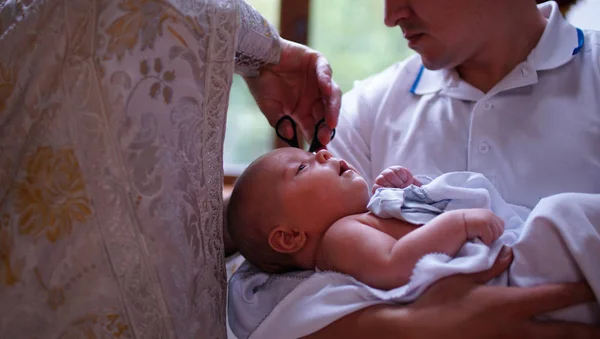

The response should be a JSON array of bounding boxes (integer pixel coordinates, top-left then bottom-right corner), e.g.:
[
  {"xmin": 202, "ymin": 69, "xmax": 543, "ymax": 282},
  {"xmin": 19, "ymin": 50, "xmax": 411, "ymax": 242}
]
[{"xmin": 339, "ymin": 160, "xmax": 350, "ymax": 176}]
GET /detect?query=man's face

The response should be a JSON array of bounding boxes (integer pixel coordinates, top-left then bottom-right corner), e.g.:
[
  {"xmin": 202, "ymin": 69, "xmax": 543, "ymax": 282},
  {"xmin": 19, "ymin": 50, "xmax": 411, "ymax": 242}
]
[{"xmin": 384, "ymin": 0, "xmax": 493, "ymax": 70}]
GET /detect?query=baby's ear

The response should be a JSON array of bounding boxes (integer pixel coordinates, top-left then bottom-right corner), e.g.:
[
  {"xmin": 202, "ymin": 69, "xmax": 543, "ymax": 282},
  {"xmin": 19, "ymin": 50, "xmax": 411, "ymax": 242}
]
[{"xmin": 268, "ymin": 226, "xmax": 306, "ymax": 254}]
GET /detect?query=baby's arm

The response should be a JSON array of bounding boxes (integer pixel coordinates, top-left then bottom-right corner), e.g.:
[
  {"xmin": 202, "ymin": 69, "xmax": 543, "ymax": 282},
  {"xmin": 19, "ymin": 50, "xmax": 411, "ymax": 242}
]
[{"xmin": 317, "ymin": 209, "xmax": 504, "ymax": 290}]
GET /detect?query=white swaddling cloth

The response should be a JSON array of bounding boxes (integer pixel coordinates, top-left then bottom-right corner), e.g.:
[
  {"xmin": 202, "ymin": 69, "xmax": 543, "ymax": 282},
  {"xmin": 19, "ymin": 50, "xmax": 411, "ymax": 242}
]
[{"xmin": 228, "ymin": 172, "xmax": 600, "ymax": 339}]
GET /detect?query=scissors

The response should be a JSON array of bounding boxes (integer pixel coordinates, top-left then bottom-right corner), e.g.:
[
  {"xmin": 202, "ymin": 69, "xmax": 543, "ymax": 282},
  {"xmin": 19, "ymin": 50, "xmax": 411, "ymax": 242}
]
[{"xmin": 275, "ymin": 115, "xmax": 335, "ymax": 153}]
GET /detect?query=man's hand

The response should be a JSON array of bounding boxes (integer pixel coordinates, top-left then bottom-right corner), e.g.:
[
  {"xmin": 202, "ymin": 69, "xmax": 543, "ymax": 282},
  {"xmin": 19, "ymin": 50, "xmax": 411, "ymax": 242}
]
[
  {"xmin": 305, "ymin": 247, "xmax": 599, "ymax": 339},
  {"xmin": 404, "ymin": 246, "xmax": 597, "ymax": 339},
  {"xmin": 461, "ymin": 209, "xmax": 505, "ymax": 245},
  {"xmin": 244, "ymin": 38, "xmax": 341, "ymax": 146},
  {"xmin": 372, "ymin": 166, "xmax": 422, "ymax": 193}
]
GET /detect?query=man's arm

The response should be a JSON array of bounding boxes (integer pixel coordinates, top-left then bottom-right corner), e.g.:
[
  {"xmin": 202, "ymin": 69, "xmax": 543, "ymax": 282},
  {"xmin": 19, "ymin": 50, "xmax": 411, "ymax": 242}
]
[
  {"xmin": 306, "ymin": 247, "xmax": 600, "ymax": 339},
  {"xmin": 319, "ymin": 209, "xmax": 503, "ymax": 290}
]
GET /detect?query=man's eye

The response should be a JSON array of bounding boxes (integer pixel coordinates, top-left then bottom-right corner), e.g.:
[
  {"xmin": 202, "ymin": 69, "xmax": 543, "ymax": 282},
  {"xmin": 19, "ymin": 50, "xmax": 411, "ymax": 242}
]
[{"xmin": 296, "ymin": 164, "xmax": 306, "ymax": 174}]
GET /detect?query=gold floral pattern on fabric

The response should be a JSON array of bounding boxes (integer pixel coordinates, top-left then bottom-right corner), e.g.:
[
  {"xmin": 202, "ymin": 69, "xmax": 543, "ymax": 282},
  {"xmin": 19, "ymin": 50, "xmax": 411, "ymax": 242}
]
[
  {"xmin": 57, "ymin": 311, "xmax": 132, "ymax": 339},
  {"xmin": 140, "ymin": 58, "xmax": 176, "ymax": 104},
  {"xmin": 0, "ymin": 0, "xmax": 275, "ymax": 336},
  {"xmin": 34, "ymin": 268, "xmax": 66, "ymax": 310},
  {"xmin": 104, "ymin": 0, "xmax": 179, "ymax": 60},
  {"xmin": 14, "ymin": 147, "xmax": 92, "ymax": 243},
  {"xmin": 34, "ymin": 263, "xmax": 100, "ymax": 310}
]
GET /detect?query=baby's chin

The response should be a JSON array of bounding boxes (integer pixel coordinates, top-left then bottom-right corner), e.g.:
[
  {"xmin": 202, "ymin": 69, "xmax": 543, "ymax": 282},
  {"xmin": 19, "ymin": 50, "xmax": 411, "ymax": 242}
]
[
  {"xmin": 357, "ymin": 183, "xmax": 371, "ymax": 203},
  {"xmin": 343, "ymin": 196, "xmax": 371, "ymax": 215}
]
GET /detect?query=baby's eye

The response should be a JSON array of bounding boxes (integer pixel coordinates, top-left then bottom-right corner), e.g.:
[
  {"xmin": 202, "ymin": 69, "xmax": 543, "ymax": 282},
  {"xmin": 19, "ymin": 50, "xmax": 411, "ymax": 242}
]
[{"xmin": 296, "ymin": 164, "xmax": 306, "ymax": 174}]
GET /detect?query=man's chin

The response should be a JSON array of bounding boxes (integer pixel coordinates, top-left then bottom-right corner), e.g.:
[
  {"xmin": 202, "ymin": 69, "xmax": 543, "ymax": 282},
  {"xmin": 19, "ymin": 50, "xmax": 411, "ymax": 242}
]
[
  {"xmin": 421, "ymin": 57, "xmax": 445, "ymax": 71},
  {"xmin": 419, "ymin": 50, "xmax": 453, "ymax": 71}
]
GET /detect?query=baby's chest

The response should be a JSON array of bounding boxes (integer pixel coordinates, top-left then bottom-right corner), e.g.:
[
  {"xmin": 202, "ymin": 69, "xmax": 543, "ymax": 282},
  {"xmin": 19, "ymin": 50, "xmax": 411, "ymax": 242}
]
[{"xmin": 364, "ymin": 214, "xmax": 417, "ymax": 240}]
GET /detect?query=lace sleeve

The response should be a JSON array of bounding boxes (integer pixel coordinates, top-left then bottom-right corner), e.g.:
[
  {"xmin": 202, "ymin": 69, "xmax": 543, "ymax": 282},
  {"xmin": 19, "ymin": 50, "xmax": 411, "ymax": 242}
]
[{"xmin": 234, "ymin": 0, "xmax": 281, "ymax": 76}]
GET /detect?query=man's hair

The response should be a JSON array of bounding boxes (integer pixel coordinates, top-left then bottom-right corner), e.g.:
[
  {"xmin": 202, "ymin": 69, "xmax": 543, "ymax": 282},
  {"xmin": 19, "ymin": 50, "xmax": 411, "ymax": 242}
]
[{"xmin": 226, "ymin": 157, "xmax": 297, "ymax": 273}]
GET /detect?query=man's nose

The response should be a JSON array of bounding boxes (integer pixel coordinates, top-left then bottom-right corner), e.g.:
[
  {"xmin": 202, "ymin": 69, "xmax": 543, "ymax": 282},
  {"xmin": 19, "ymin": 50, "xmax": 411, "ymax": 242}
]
[{"xmin": 384, "ymin": 0, "xmax": 411, "ymax": 27}]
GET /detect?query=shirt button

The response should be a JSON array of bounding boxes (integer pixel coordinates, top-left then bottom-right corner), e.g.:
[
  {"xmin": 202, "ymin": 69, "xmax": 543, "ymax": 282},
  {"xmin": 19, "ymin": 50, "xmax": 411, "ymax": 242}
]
[
  {"xmin": 479, "ymin": 142, "xmax": 490, "ymax": 153},
  {"xmin": 483, "ymin": 102, "xmax": 493, "ymax": 110}
]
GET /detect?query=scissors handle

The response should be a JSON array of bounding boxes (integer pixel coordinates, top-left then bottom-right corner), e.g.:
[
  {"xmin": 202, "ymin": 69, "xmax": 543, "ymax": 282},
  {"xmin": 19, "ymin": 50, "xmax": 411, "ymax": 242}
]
[
  {"xmin": 308, "ymin": 119, "xmax": 336, "ymax": 153},
  {"xmin": 275, "ymin": 115, "xmax": 300, "ymax": 148},
  {"xmin": 275, "ymin": 115, "xmax": 335, "ymax": 152}
]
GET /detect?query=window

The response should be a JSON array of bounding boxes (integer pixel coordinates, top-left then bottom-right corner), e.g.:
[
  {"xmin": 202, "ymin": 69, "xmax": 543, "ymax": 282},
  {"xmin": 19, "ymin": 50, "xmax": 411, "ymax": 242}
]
[
  {"xmin": 309, "ymin": 0, "xmax": 413, "ymax": 93},
  {"xmin": 223, "ymin": 0, "xmax": 281, "ymax": 175},
  {"xmin": 223, "ymin": 1, "xmax": 412, "ymax": 176},
  {"xmin": 223, "ymin": 76, "xmax": 274, "ymax": 174}
]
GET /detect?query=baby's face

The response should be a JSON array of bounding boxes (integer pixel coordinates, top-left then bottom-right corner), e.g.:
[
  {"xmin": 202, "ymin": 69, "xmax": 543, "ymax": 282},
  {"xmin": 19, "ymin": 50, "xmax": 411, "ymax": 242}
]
[{"xmin": 259, "ymin": 148, "xmax": 370, "ymax": 235}]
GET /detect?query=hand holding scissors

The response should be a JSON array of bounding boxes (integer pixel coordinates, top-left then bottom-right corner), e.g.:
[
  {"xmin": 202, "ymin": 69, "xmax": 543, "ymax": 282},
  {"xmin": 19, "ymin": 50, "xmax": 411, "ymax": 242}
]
[{"xmin": 243, "ymin": 38, "xmax": 341, "ymax": 147}]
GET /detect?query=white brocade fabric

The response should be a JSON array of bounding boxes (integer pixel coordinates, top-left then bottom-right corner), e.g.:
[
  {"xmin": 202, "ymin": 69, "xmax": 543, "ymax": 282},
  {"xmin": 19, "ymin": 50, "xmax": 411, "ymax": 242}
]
[
  {"xmin": 0, "ymin": 0, "xmax": 278, "ymax": 337},
  {"xmin": 234, "ymin": 0, "xmax": 280, "ymax": 76}
]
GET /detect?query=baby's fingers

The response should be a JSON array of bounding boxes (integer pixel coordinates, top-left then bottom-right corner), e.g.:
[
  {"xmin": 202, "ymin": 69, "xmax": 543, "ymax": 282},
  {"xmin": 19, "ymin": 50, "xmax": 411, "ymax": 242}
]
[
  {"xmin": 477, "ymin": 223, "xmax": 496, "ymax": 245},
  {"xmin": 479, "ymin": 231, "xmax": 494, "ymax": 245},
  {"xmin": 372, "ymin": 184, "xmax": 383, "ymax": 194},
  {"xmin": 382, "ymin": 167, "xmax": 410, "ymax": 188},
  {"xmin": 374, "ymin": 174, "xmax": 393, "ymax": 187},
  {"xmin": 372, "ymin": 180, "xmax": 391, "ymax": 194},
  {"xmin": 492, "ymin": 215, "xmax": 505, "ymax": 240}
]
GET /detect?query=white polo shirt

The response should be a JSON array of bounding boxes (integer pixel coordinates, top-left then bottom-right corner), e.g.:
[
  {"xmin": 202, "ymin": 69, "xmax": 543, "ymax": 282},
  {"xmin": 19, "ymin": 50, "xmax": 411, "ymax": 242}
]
[{"xmin": 329, "ymin": 1, "xmax": 600, "ymax": 209}]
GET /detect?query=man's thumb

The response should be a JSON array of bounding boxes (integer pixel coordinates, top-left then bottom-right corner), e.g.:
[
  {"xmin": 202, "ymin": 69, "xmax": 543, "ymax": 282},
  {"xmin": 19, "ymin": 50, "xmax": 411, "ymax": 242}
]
[{"xmin": 468, "ymin": 246, "xmax": 513, "ymax": 283}]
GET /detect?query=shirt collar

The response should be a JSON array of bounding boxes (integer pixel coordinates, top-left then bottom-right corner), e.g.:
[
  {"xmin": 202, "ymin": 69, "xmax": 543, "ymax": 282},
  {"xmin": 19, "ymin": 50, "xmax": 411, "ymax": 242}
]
[
  {"xmin": 411, "ymin": 1, "xmax": 584, "ymax": 96},
  {"xmin": 530, "ymin": 1, "xmax": 583, "ymax": 71}
]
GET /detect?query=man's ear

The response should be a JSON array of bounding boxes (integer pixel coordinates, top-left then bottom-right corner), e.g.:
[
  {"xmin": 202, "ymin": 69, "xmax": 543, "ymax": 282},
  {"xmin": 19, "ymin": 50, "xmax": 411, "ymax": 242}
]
[{"xmin": 268, "ymin": 225, "xmax": 307, "ymax": 254}]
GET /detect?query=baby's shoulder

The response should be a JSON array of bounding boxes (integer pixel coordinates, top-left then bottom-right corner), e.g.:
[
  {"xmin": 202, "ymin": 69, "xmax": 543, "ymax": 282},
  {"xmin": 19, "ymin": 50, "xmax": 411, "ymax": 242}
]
[
  {"xmin": 328, "ymin": 212, "xmax": 414, "ymax": 241},
  {"xmin": 319, "ymin": 213, "xmax": 376, "ymax": 260},
  {"xmin": 322, "ymin": 214, "xmax": 381, "ymax": 246},
  {"xmin": 328, "ymin": 213, "xmax": 376, "ymax": 231}
]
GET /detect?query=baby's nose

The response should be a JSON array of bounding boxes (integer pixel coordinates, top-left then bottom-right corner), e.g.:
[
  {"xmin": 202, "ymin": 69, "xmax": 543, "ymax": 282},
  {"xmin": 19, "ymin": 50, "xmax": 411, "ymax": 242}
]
[{"xmin": 315, "ymin": 149, "xmax": 333, "ymax": 163}]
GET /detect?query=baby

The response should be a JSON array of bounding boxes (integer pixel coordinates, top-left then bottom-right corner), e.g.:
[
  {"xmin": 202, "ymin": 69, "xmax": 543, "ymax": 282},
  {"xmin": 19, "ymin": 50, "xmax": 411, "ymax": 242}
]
[{"xmin": 227, "ymin": 148, "xmax": 504, "ymax": 290}]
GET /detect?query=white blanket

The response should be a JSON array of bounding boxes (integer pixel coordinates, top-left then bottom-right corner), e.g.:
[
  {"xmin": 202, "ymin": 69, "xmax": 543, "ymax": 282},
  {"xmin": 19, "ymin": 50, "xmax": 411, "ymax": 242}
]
[{"xmin": 228, "ymin": 172, "xmax": 600, "ymax": 339}]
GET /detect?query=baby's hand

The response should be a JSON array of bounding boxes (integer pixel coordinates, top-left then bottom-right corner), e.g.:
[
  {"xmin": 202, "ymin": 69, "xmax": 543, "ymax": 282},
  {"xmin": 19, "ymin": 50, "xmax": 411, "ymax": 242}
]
[
  {"xmin": 462, "ymin": 209, "xmax": 504, "ymax": 245},
  {"xmin": 372, "ymin": 166, "xmax": 422, "ymax": 193}
]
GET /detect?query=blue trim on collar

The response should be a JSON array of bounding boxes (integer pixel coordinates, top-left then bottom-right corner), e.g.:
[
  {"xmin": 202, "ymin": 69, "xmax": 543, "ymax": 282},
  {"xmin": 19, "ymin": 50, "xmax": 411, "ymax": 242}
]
[
  {"xmin": 572, "ymin": 28, "xmax": 584, "ymax": 55},
  {"xmin": 410, "ymin": 65, "xmax": 425, "ymax": 94}
]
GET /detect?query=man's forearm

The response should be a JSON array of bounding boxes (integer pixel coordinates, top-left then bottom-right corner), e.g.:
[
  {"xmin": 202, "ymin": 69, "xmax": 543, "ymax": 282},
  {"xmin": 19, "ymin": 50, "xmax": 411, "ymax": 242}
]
[{"xmin": 303, "ymin": 305, "xmax": 412, "ymax": 339}]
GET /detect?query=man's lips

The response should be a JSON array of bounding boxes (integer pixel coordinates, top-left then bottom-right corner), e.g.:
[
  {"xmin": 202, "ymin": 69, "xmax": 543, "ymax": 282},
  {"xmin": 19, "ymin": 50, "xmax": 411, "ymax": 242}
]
[
  {"xmin": 404, "ymin": 32, "xmax": 424, "ymax": 46},
  {"xmin": 402, "ymin": 29, "xmax": 423, "ymax": 39}
]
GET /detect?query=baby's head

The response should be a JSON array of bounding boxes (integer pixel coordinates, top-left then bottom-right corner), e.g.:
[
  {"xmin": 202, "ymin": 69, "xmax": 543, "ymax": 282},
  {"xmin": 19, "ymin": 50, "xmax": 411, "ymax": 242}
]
[{"xmin": 227, "ymin": 148, "xmax": 370, "ymax": 273}]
